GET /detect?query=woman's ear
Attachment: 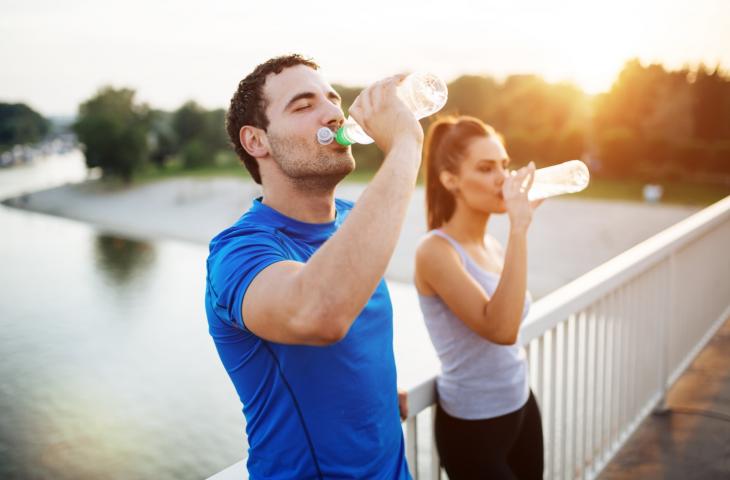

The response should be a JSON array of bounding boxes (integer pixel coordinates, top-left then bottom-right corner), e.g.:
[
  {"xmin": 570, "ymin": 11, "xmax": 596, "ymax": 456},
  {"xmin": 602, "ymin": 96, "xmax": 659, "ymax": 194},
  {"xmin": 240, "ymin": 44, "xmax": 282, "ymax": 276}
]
[
  {"xmin": 439, "ymin": 170, "xmax": 459, "ymax": 193},
  {"xmin": 239, "ymin": 126, "xmax": 269, "ymax": 158}
]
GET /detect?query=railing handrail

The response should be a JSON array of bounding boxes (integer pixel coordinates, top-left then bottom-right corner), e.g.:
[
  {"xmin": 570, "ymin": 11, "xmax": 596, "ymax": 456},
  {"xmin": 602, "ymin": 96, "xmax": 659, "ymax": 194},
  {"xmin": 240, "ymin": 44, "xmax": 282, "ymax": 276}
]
[
  {"xmin": 405, "ymin": 195, "xmax": 730, "ymax": 419},
  {"xmin": 522, "ymin": 195, "xmax": 730, "ymax": 344}
]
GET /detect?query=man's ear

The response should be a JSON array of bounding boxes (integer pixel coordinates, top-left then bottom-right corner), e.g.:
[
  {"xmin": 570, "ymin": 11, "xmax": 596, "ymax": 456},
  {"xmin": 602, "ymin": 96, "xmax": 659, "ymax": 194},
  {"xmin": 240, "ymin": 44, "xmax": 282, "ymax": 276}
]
[{"xmin": 239, "ymin": 126, "xmax": 269, "ymax": 158}]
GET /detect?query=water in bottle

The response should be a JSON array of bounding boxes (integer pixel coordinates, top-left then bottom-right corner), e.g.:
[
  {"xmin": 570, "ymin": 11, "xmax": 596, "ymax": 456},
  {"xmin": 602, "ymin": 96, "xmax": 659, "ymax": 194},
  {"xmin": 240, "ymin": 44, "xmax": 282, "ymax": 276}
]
[
  {"xmin": 316, "ymin": 72, "xmax": 448, "ymax": 146},
  {"xmin": 527, "ymin": 160, "xmax": 590, "ymax": 201}
]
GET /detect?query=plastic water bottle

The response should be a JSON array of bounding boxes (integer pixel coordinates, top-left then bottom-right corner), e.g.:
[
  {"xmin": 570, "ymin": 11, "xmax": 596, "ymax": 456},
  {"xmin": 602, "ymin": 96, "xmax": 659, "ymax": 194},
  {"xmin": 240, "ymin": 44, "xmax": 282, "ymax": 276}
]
[
  {"xmin": 317, "ymin": 72, "xmax": 448, "ymax": 146},
  {"xmin": 527, "ymin": 160, "xmax": 590, "ymax": 201}
]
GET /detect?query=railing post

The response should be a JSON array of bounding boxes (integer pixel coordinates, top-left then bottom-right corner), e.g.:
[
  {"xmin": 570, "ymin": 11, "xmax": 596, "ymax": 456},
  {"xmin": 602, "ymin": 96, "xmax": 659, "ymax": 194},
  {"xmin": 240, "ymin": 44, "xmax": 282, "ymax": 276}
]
[
  {"xmin": 429, "ymin": 406, "xmax": 441, "ymax": 480},
  {"xmin": 653, "ymin": 254, "xmax": 674, "ymax": 414},
  {"xmin": 406, "ymin": 416, "xmax": 418, "ymax": 479}
]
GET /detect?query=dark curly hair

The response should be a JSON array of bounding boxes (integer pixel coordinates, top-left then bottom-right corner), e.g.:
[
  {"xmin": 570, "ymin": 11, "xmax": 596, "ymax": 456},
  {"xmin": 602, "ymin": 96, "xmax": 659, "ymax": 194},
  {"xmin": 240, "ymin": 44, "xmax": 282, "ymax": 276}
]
[{"xmin": 226, "ymin": 54, "xmax": 320, "ymax": 184}]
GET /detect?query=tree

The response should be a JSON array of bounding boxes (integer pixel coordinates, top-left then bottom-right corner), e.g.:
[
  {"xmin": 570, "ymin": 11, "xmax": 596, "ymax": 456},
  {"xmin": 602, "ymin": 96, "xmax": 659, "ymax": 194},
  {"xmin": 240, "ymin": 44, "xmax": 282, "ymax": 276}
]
[
  {"xmin": 436, "ymin": 74, "xmax": 590, "ymax": 167},
  {"xmin": 443, "ymin": 75, "xmax": 499, "ymax": 122},
  {"xmin": 171, "ymin": 101, "xmax": 230, "ymax": 168},
  {"xmin": 332, "ymin": 83, "xmax": 361, "ymax": 113},
  {"xmin": 148, "ymin": 110, "xmax": 178, "ymax": 168},
  {"xmin": 593, "ymin": 59, "xmax": 730, "ymax": 181},
  {"xmin": 0, "ymin": 103, "xmax": 50, "ymax": 150},
  {"xmin": 201, "ymin": 108, "xmax": 230, "ymax": 153},
  {"xmin": 73, "ymin": 87, "xmax": 149, "ymax": 183},
  {"xmin": 693, "ymin": 64, "xmax": 730, "ymax": 142},
  {"xmin": 173, "ymin": 101, "xmax": 207, "ymax": 143},
  {"xmin": 596, "ymin": 127, "xmax": 641, "ymax": 178}
]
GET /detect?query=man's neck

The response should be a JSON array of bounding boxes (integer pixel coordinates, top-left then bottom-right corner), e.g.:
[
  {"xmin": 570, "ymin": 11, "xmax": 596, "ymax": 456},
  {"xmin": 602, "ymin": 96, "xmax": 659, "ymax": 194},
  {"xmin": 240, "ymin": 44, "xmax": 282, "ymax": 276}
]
[{"xmin": 261, "ymin": 177, "xmax": 337, "ymax": 224}]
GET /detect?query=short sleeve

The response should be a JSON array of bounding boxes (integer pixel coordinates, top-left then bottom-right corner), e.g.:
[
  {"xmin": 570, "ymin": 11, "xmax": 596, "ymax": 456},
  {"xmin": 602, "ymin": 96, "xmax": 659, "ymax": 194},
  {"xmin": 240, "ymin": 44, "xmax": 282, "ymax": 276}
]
[{"xmin": 207, "ymin": 228, "xmax": 289, "ymax": 330}]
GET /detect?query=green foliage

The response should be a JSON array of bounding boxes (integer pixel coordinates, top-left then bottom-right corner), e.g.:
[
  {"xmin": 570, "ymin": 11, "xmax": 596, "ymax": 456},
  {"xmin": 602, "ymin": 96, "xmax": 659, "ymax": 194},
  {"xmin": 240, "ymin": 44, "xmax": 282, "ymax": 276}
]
[
  {"xmin": 180, "ymin": 139, "xmax": 211, "ymax": 169},
  {"xmin": 173, "ymin": 101, "xmax": 207, "ymax": 141},
  {"xmin": 73, "ymin": 92, "xmax": 232, "ymax": 182},
  {"xmin": 594, "ymin": 60, "xmax": 668, "ymax": 133},
  {"xmin": 426, "ymin": 62, "xmax": 730, "ymax": 183},
  {"xmin": 0, "ymin": 103, "xmax": 50, "ymax": 149},
  {"xmin": 148, "ymin": 110, "xmax": 178, "ymax": 168},
  {"xmin": 68, "ymin": 61, "xmax": 730, "ymax": 188},
  {"xmin": 331, "ymin": 83, "xmax": 362, "ymax": 114},
  {"xmin": 442, "ymin": 75, "xmax": 499, "ymax": 121},
  {"xmin": 171, "ymin": 101, "xmax": 229, "ymax": 168},
  {"xmin": 201, "ymin": 109, "xmax": 230, "ymax": 152},
  {"xmin": 693, "ymin": 65, "xmax": 730, "ymax": 141},
  {"xmin": 554, "ymin": 127, "xmax": 587, "ymax": 164},
  {"xmin": 596, "ymin": 127, "xmax": 641, "ymax": 178},
  {"xmin": 335, "ymin": 75, "xmax": 591, "ymax": 171},
  {"xmin": 440, "ymin": 74, "xmax": 590, "ymax": 168},
  {"xmin": 73, "ymin": 87, "xmax": 149, "ymax": 183},
  {"xmin": 594, "ymin": 59, "xmax": 730, "ymax": 182}
]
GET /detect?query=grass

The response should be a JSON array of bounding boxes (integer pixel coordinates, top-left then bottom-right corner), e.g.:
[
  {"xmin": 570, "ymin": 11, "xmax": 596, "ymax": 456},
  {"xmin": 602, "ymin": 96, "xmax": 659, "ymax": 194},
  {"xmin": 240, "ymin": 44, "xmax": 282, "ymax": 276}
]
[
  {"xmin": 570, "ymin": 178, "xmax": 730, "ymax": 206},
  {"xmin": 131, "ymin": 158, "xmax": 380, "ymax": 185}
]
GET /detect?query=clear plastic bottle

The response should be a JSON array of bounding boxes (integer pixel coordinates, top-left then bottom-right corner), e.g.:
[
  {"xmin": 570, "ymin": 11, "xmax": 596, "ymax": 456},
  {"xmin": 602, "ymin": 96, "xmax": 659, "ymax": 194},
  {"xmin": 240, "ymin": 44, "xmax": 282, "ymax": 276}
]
[
  {"xmin": 527, "ymin": 160, "xmax": 590, "ymax": 201},
  {"xmin": 317, "ymin": 72, "xmax": 448, "ymax": 146}
]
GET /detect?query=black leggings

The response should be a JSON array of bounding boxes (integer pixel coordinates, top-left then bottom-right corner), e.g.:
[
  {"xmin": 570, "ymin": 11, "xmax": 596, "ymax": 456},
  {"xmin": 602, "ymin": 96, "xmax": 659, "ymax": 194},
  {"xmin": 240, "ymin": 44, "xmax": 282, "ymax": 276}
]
[{"xmin": 435, "ymin": 390, "xmax": 544, "ymax": 480}]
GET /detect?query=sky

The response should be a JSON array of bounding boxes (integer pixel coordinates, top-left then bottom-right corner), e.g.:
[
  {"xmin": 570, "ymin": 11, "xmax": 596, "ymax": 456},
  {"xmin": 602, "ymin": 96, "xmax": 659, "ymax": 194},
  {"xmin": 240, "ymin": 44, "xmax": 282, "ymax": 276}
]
[{"xmin": 1, "ymin": 0, "xmax": 729, "ymax": 117}]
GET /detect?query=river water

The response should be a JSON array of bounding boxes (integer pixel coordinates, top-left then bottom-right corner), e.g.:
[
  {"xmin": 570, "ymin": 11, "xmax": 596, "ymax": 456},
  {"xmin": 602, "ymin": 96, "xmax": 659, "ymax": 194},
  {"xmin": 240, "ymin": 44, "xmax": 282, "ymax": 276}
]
[{"xmin": 0, "ymin": 154, "xmax": 438, "ymax": 479}]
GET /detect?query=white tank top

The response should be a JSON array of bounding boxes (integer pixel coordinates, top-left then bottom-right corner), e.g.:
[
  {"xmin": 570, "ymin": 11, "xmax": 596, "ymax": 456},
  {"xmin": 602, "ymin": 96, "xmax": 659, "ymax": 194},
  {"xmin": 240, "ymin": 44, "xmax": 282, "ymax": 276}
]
[{"xmin": 418, "ymin": 229, "xmax": 531, "ymax": 419}]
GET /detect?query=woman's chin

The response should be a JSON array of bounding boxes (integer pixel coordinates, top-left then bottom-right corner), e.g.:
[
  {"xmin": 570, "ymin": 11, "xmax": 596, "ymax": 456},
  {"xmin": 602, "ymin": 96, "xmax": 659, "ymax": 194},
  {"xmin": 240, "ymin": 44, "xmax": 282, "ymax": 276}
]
[
  {"xmin": 493, "ymin": 197, "xmax": 507, "ymax": 214},
  {"xmin": 481, "ymin": 202, "xmax": 507, "ymax": 215}
]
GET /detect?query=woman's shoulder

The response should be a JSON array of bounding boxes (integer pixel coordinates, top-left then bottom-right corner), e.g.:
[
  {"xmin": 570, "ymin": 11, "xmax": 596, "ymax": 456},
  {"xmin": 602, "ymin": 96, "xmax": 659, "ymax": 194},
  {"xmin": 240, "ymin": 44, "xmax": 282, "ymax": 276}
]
[
  {"xmin": 416, "ymin": 231, "xmax": 464, "ymax": 274},
  {"xmin": 417, "ymin": 230, "xmax": 456, "ymax": 258},
  {"xmin": 415, "ymin": 231, "xmax": 464, "ymax": 295}
]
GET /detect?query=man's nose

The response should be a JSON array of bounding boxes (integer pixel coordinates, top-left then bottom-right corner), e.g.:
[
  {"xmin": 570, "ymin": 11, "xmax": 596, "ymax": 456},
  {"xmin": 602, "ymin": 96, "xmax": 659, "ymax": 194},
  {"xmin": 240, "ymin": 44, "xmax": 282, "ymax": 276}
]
[{"xmin": 322, "ymin": 102, "xmax": 345, "ymax": 129}]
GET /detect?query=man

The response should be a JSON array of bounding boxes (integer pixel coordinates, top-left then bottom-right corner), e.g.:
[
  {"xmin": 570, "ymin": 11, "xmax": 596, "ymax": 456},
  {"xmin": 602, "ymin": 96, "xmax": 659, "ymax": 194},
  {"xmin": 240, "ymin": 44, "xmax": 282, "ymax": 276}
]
[{"xmin": 205, "ymin": 54, "xmax": 422, "ymax": 478}]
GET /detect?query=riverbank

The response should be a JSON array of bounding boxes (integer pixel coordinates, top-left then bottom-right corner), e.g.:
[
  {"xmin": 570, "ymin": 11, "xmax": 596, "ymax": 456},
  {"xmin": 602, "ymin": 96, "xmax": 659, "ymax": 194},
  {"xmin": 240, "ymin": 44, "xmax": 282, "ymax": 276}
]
[{"xmin": 5, "ymin": 176, "xmax": 703, "ymax": 298}]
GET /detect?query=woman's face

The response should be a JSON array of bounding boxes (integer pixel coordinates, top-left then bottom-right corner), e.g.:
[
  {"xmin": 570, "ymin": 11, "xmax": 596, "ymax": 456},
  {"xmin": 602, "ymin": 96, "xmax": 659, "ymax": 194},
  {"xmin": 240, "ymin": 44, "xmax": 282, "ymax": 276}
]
[{"xmin": 446, "ymin": 135, "xmax": 510, "ymax": 214}]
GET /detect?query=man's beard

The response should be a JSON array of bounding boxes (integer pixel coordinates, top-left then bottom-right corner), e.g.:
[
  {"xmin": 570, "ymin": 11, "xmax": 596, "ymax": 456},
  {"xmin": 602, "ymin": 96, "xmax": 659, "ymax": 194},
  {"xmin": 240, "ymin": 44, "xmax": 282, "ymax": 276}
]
[{"xmin": 268, "ymin": 132, "xmax": 355, "ymax": 192}]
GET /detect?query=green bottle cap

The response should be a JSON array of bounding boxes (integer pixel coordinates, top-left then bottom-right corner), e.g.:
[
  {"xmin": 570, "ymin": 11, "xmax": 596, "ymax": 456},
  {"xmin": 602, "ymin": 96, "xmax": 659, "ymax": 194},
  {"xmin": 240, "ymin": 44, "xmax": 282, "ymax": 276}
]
[{"xmin": 335, "ymin": 127, "xmax": 353, "ymax": 146}]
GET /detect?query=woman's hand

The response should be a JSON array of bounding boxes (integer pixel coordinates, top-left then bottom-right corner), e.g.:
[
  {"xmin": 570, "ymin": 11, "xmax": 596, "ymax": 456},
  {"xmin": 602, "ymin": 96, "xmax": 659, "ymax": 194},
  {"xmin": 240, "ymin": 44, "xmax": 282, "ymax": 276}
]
[{"xmin": 503, "ymin": 162, "xmax": 539, "ymax": 232}]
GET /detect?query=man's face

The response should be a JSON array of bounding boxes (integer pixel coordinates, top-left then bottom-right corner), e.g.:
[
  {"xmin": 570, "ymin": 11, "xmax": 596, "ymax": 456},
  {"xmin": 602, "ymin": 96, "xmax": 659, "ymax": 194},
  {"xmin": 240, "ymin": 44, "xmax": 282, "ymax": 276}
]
[{"xmin": 262, "ymin": 65, "xmax": 355, "ymax": 187}]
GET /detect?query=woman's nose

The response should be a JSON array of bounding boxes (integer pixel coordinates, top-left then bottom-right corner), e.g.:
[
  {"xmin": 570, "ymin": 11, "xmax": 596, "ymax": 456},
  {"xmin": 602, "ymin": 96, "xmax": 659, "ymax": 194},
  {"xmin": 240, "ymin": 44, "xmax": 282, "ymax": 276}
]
[{"xmin": 497, "ymin": 169, "xmax": 508, "ymax": 185}]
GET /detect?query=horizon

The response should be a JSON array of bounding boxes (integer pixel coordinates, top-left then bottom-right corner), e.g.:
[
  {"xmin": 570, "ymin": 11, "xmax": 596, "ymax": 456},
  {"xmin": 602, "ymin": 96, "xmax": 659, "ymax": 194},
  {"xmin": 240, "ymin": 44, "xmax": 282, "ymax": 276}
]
[{"xmin": 2, "ymin": 0, "xmax": 729, "ymax": 117}]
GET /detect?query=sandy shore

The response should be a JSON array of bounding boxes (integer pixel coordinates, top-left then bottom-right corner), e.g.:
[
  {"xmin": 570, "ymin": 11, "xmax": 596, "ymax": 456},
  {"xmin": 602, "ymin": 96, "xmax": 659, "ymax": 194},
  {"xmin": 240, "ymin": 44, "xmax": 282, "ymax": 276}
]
[{"xmin": 6, "ymin": 176, "xmax": 701, "ymax": 298}]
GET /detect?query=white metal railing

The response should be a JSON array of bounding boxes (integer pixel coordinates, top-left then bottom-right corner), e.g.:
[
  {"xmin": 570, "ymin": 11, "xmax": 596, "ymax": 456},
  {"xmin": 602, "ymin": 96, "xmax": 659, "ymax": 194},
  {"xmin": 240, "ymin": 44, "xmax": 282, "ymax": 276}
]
[
  {"xmin": 404, "ymin": 195, "xmax": 730, "ymax": 480},
  {"xmin": 208, "ymin": 196, "xmax": 730, "ymax": 480}
]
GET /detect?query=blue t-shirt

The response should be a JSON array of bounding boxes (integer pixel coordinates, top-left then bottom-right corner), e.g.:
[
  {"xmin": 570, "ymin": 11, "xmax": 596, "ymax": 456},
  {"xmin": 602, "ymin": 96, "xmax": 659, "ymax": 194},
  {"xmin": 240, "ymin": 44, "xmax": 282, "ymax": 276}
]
[{"xmin": 205, "ymin": 198, "xmax": 411, "ymax": 479}]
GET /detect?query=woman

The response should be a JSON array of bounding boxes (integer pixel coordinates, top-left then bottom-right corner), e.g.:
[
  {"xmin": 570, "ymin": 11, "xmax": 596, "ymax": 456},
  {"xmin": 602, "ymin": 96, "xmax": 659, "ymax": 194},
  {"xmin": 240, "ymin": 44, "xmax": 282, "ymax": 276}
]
[{"xmin": 414, "ymin": 115, "xmax": 544, "ymax": 479}]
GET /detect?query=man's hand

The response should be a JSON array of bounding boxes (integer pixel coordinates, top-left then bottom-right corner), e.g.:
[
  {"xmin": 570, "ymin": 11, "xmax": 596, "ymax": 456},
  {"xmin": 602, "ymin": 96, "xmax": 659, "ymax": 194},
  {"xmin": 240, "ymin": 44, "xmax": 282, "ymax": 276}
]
[
  {"xmin": 398, "ymin": 389, "xmax": 409, "ymax": 421},
  {"xmin": 348, "ymin": 75, "xmax": 423, "ymax": 155}
]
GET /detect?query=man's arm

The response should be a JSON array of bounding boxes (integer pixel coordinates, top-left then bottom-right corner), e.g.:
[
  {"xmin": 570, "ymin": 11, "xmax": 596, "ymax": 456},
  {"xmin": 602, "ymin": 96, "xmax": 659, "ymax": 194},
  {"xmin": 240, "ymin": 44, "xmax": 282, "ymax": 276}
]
[{"xmin": 243, "ymin": 76, "xmax": 424, "ymax": 345}]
